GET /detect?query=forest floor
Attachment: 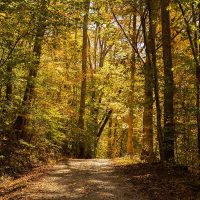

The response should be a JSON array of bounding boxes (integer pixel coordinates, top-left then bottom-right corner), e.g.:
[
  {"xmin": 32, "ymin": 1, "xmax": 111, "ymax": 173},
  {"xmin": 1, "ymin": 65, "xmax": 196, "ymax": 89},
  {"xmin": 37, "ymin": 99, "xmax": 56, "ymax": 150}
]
[{"xmin": 0, "ymin": 159, "xmax": 200, "ymax": 200}]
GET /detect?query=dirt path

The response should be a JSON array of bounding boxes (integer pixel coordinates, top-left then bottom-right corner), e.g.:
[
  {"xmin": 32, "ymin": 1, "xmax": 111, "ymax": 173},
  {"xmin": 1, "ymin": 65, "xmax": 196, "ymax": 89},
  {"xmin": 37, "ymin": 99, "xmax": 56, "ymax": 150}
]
[{"xmin": 3, "ymin": 159, "xmax": 148, "ymax": 200}]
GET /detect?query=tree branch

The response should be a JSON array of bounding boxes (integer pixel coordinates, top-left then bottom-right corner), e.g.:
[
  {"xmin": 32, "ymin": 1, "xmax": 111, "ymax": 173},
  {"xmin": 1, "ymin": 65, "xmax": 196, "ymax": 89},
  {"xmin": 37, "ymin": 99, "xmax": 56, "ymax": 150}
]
[{"xmin": 111, "ymin": 10, "xmax": 145, "ymax": 64}]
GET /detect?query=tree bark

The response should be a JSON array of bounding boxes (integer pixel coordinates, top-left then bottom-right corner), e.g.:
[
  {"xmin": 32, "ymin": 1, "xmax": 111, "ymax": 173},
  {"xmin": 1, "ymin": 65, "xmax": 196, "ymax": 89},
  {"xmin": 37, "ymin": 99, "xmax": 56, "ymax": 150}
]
[
  {"xmin": 97, "ymin": 109, "xmax": 113, "ymax": 138},
  {"xmin": 141, "ymin": 10, "xmax": 154, "ymax": 156},
  {"xmin": 193, "ymin": 2, "xmax": 200, "ymax": 160},
  {"xmin": 78, "ymin": 0, "xmax": 90, "ymax": 129},
  {"xmin": 198, "ymin": 3, "xmax": 200, "ymax": 159},
  {"xmin": 78, "ymin": 0, "xmax": 90, "ymax": 158},
  {"xmin": 13, "ymin": 0, "xmax": 48, "ymax": 141},
  {"xmin": 127, "ymin": 14, "xmax": 136, "ymax": 156},
  {"xmin": 147, "ymin": 0, "xmax": 164, "ymax": 160},
  {"xmin": 160, "ymin": 0, "xmax": 175, "ymax": 162}
]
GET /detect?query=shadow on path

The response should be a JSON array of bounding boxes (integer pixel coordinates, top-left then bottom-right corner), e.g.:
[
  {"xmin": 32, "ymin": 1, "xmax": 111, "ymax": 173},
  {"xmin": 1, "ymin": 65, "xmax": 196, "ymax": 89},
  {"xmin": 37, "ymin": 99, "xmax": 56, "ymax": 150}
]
[{"xmin": 9, "ymin": 159, "xmax": 147, "ymax": 200}]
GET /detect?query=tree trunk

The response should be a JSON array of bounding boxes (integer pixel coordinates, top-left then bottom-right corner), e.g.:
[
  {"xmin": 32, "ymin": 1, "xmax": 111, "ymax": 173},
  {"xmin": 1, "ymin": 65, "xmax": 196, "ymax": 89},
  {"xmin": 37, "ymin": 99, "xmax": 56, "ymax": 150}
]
[
  {"xmin": 127, "ymin": 14, "xmax": 136, "ymax": 156},
  {"xmin": 198, "ymin": 3, "xmax": 200, "ymax": 159},
  {"xmin": 97, "ymin": 109, "xmax": 113, "ymax": 139},
  {"xmin": 147, "ymin": 0, "xmax": 164, "ymax": 160},
  {"xmin": 141, "ymin": 11, "xmax": 154, "ymax": 156},
  {"xmin": 194, "ymin": 2, "xmax": 200, "ymax": 160},
  {"xmin": 13, "ymin": 0, "xmax": 48, "ymax": 141},
  {"xmin": 78, "ymin": 0, "xmax": 90, "ymax": 158},
  {"xmin": 160, "ymin": 0, "xmax": 175, "ymax": 162}
]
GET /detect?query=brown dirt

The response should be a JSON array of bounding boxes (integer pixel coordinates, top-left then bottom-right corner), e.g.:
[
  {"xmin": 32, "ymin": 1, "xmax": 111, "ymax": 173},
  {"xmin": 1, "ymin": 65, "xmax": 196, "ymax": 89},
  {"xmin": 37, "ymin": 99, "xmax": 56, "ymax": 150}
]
[
  {"xmin": 1, "ymin": 159, "xmax": 200, "ymax": 200},
  {"xmin": 114, "ymin": 162, "xmax": 200, "ymax": 200},
  {"xmin": 1, "ymin": 159, "xmax": 148, "ymax": 200}
]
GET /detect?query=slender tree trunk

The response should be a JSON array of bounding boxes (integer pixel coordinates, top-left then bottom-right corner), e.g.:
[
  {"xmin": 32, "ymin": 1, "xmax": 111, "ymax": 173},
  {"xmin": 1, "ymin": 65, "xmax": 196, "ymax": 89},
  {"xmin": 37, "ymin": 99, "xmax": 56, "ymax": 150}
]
[
  {"xmin": 127, "ymin": 107, "xmax": 134, "ymax": 155},
  {"xmin": 141, "ymin": 11, "xmax": 154, "ymax": 156},
  {"xmin": 97, "ymin": 109, "xmax": 113, "ymax": 139},
  {"xmin": 94, "ymin": 23, "xmax": 99, "ymax": 70},
  {"xmin": 147, "ymin": 0, "xmax": 164, "ymax": 160},
  {"xmin": 78, "ymin": 0, "xmax": 90, "ymax": 129},
  {"xmin": 127, "ymin": 15, "xmax": 136, "ymax": 156},
  {"xmin": 13, "ymin": 0, "xmax": 48, "ymax": 141},
  {"xmin": 143, "ymin": 63, "xmax": 154, "ymax": 155},
  {"xmin": 192, "ymin": 2, "xmax": 200, "ymax": 160},
  {"xmin": 93, "ymin": 109, "xmax": 113, "ymax": 156},
  {"xmin": 78, "ymin": 0, "xmax": 90, "ymax": 158},
  {"xmin": 198, "ymin": 3, "xmax": 200, "ymax": 159},
  {"xmin": 160, "ymin": 0, "xmax": 175, "ymax": 162}
]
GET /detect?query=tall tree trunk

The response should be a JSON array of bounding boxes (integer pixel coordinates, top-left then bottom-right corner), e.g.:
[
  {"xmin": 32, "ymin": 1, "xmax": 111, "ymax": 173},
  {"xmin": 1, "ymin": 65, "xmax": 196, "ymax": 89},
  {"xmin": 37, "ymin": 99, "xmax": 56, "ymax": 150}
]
[
  {"xmin": 147, "ymin": 0, "xmax": 164, "ymax": 160},
  {"xmin": 141, "ymin": 11, "xmax": 154, "ymax": 157},
  {"xmin": 194, "ymin": 2, "xmax": 200, "ymax": 160},
  {"xmin": 160, "ymin": 0, "xmax": 175, "ymax": 162},
  {"xmin": 13, "ymin": 0, "xmax": 48, "ymax": 141},
  {"xmin": 198, "ymin": 3, "xmax": 200, "ymax": 159},
  {"xmin": 127, "ymin": 14, "xmax": 136, "ymax": 156},
  {"xmin": 78, "ymin": 0, "xmax": 90, "ymax": 158}
]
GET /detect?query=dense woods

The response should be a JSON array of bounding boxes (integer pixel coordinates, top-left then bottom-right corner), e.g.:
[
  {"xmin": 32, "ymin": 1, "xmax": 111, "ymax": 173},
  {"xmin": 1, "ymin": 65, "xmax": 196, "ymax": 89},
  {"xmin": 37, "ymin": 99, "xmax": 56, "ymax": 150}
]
[{"xmin": 0, "ymin": 0, "xmax": 200, "ymax": 176}]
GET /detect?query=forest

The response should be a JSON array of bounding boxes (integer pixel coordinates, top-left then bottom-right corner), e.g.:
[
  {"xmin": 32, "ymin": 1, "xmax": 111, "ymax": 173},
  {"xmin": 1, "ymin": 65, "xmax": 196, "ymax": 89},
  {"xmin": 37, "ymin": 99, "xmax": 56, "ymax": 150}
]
[{"xmin": 0, "ymin": 0, "xmax": 200, "ymax": 184}]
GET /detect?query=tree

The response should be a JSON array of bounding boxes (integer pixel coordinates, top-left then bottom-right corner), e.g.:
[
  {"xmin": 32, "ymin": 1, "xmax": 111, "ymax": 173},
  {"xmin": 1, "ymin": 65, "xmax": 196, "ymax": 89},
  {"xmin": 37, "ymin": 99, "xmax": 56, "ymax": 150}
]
[
  {"xmin": 147, "ymin": 0, "xmax": 164, "ymax": 160},
  {"xmin": 141, "ymin": 1, "xmax": 154, "ymax": 157},
  {"xmin": 177, "ymin": 0, "xmax": 200, "ymax": 159},
  {"xmin": 1, "ymin": 0, "xmax": 200, "ymax": 175},
  {"xmin": 127, "ymin": 14, "xmax": 136, "ymax": 156},
  {"xmin": 13, "ymin": 0, "xmax": 48, "ymax": 141},
  {"xmin": 77, "ymin": 0, "xmax": 90, "ymax": 158},
  {"xmin": 160, "ymin": 0, "xmax": 175, "ymax": 161}
]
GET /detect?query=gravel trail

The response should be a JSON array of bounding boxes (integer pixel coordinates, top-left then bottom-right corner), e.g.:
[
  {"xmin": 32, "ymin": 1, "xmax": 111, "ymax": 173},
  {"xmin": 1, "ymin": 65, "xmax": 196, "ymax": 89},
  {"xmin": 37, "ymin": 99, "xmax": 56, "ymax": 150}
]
[{"xmin": 4, "ymin": 159, "xmax": 148, "ymax": 200}]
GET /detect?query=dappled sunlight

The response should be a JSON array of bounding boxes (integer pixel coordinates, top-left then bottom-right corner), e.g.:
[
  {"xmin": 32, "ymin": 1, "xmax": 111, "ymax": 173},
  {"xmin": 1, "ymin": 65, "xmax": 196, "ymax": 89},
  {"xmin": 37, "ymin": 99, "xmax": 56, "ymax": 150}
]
[
  {"xmin": 10, "ymin": 159, "xmax": 147, "ymax": 200},
  {"xmin": 0, "ymin": 0, "xmax": 200, "ymax": 199}
]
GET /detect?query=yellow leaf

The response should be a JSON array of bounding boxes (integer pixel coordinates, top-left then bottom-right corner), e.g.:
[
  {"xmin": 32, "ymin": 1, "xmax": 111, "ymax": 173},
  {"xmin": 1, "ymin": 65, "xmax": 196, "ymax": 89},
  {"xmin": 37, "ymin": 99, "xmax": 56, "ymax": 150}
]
[{"xmin": 0, "ymin": 13, "xmax": 6, "ymax": 19}]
